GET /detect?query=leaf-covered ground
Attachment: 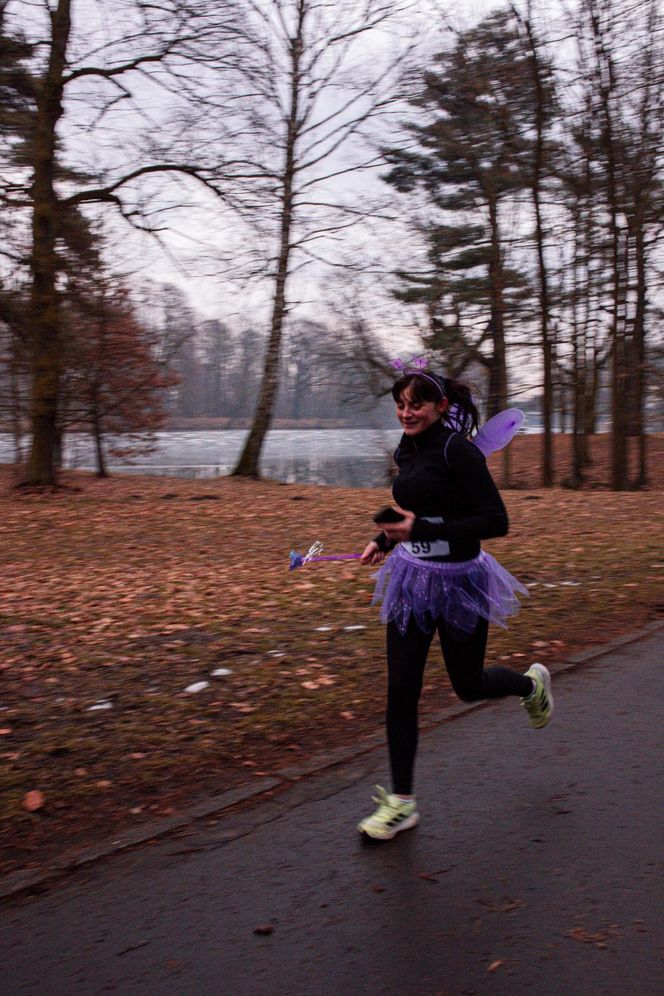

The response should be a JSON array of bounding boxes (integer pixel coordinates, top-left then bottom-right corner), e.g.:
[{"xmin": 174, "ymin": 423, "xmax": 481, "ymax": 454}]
[{"xmin": 0, "ymin": 435, "xmax": 662, "ymax": 875}]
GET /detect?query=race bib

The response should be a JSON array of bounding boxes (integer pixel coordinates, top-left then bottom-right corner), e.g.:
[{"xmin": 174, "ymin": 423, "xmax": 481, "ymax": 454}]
[{"xmin": 401, "ymin": 517, "xmax": 450, "ymax": 558}]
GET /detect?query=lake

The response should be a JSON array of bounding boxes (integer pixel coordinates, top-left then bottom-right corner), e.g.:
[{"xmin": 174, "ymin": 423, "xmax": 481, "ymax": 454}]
[
  {"xmin": 0, "ymin": 425, "xmax": 549, "ymax": 488},
  {"xmin": 0, "ymin": 429, "xmax": 403, "ymax": 488}
]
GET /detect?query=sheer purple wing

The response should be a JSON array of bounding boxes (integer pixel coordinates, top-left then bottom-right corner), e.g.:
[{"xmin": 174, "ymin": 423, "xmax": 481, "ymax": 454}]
[{"xmin": 472, "ymin": 409, "xmax": 525, "ymax": 456}]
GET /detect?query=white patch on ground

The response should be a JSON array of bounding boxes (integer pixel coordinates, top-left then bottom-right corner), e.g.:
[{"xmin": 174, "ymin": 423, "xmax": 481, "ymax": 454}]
[{"xmin": 184, "ymin": 681, "xmax": 210, "ymax": 694}]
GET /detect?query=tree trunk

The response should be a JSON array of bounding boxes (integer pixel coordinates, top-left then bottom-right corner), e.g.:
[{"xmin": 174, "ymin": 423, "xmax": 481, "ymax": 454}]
[
  {"xmin": 587, "ymin": 1, "xmax": 629, "ymax": 490},
  {"xmin": 570, "ymin": 315, "xmax": 585, "ymax": 489},
  {"xmin": 10, "ymin": 351, "xmax": 25, "ymax": 465},
  {"xmin": 486, "ymin": 196, "xmax": 510, "ymax": 486},
  {"xmin": 629, "ymin": 211, "xmax": 648, "ymax": 488},
  {"xmin": 585, "ymin": 352, "xmax": 601, "ymax": 439},
  {"xmin": 232, "ymin": 203, "xmax": 294, "ymax": 477},
  {"xmin": 571, "ymin": 378, "xmax": 586, "ymax": 488},
  {"xmin": 609, "ymin": 224, "xmax": 629, "ymax": 490},
  {"xmin": 523, "ymin": 11, "xmax": 554, "ymax": 487},
  {"xmin": 53, "ymin": 423, "xmax": 64, "ymax": 470},
  {"xmin": 233, "ymin": 11, "xmax": 305, "ymax": 477},
  {"xmin": 568, "ymin": 191, "xmax": 587, "ymax": 486},
  {"xmin": 558, "ymin": 378, "xmax": 569, "ymax": 435},
  {"xmin": 92, "ymin": 414, "xmax": 108, "ymax": 478},
  {"xmin": 20, "ymin": 0, "xmax": 71, "ymax": 487},
  {"xmin": 486, "ymin": 195, "xmax": 508, "ymax": 419}
]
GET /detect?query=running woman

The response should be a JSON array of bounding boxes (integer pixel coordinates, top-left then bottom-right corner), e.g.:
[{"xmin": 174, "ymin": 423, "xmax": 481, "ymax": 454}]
[{"xmin": 358, "ymin": 366, "xmax": 553, "ymax": 841}]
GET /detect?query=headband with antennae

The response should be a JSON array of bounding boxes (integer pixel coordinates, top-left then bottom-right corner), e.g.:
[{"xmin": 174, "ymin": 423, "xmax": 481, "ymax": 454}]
[{"xmin": 390, "ymin": 357, "xmax": 446, "ymax": 400}]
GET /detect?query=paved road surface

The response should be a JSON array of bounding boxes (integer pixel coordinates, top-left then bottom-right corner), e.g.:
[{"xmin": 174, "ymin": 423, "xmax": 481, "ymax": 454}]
[{"xmin": 1, "ymin": 631, "xmax": 662, "ymax": 995}]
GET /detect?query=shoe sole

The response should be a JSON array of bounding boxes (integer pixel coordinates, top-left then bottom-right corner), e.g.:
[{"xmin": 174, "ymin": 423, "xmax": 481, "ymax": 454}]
[
  {"xmin": 529, "ymin": 663, "xmax": 554, "ymax": 728},
  {"xmin": 358, "ymin": 812, "xmax": 420, "ymax": 841}
]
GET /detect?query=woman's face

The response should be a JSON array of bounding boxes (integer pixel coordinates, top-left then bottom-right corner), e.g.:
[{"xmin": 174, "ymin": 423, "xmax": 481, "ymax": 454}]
[{"xmin": 396, "ymin": 386, "xmax": 447, "ymax": 436}]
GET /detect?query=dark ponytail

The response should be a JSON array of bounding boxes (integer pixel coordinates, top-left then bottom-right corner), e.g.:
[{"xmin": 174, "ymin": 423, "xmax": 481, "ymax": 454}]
[{"xmin": 442, "ymin": 378, "xmax": 479, "ymax": 437}]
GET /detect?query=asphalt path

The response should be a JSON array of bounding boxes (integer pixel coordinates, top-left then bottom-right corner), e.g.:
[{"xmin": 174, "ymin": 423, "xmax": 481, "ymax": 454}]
[{"xmin": 1, "ymin": 630, "xmax": 662, "ymax": 995}]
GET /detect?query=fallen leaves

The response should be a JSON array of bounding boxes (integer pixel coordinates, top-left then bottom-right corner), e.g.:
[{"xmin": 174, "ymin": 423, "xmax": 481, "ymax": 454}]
[
  {"xmin": 22, "ymin": 790, "xmax": 45, "ymax": 812},
  {"xmin": 567, "ymin": 925, "xmax": 622, "ymax": 948}
]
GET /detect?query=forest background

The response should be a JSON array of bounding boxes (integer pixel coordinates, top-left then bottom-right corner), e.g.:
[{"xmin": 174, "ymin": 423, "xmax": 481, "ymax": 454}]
[{"xmin": 1, "ymin": 0, "xmax": 662, "ymax": 491}]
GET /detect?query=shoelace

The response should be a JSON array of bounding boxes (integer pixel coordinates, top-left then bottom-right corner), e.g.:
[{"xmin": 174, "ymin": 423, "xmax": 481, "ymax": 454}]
[
  {"xmin": 371, "ymin": 786, "xmax": 391, "ymax": 807},
  {"xmin": 371, "ymin": 786, "xmax": 412, "ymax": 815}
]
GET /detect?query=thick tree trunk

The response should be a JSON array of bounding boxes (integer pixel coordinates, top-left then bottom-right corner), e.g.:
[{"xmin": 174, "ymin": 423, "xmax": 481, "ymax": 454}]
[
  {"xmin": 92, "ymin": 414, "xmax": 108, "ymax": 478},
  {"xmin": 53, "ymin": 424, "xmax": 64, "ymax": 470},
  {"xmin": 20, "ymin": 0, "xmax": 71, "ymax": 487},
  {"xmin": 232, "ymin": 241, "xmax": 292, "ymax": 476}
]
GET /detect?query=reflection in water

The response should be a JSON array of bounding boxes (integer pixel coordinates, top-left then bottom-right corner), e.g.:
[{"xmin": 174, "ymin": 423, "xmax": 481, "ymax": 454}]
[{"xmin": 94, "ymin": 456, "xmax": 393, "ymax": 488}]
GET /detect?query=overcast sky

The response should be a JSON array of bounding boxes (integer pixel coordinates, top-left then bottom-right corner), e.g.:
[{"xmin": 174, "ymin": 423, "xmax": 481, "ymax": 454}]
[
  {"xmin": 74, "ymin": 0, "xmax": 511, "ymax": 347},
  {"xmin": 6, "ymin": 0, "xmax": 559, "ymax": 398}
]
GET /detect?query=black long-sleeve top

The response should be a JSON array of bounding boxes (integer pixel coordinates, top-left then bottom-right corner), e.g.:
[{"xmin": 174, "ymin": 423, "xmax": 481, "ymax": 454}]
[{"xmin": 375, "ymin": 420, "xmax": 509, "ymax": 562}]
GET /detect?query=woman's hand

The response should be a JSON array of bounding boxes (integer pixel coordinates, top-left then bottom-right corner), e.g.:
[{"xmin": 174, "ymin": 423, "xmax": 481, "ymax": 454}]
[
  {"xmin": 379, "ymin": 507, "xmax": 415, "ymax": 543},
  {"xmin": 360, "ymin": 541, "xmax": 386, "ymax": 566}
]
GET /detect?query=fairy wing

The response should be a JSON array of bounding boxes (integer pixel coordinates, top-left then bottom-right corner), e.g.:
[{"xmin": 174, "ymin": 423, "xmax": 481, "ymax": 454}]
[{"xmin": 471, "ymin": 409, "xmax": 525, "ymax": 457}]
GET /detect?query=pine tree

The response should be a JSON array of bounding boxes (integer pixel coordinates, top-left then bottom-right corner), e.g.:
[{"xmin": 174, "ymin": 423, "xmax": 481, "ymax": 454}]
[{"xmin": 383, "ymin": 10, "xmax": 536, "ymax": 418}]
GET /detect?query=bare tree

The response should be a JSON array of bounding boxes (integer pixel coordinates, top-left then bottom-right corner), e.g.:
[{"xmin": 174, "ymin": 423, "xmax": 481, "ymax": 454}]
[
  {"xmin": 1, "ymin": 0, "xmax": 241, "ymax": 487},
  {"xmin": 510, "ymin": 1, "xmax": 559, "ymax": 485},
  {"xmin": 211, "ymin": 0, "xmax": 416, "ymax": 477},
  {"xmin": 619, "ymin": 0, "xmax": 663, "ymax": 487},
  {"xmin": 581, "ymin": 0, "xmax": 663, "ymax": 489}
]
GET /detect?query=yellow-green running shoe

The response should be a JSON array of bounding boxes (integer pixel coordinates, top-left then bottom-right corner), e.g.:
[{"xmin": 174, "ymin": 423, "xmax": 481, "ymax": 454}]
[
  {"xmin": 358, "ymin": 785, "xmax": 420, "ymax": 840},
  {"xmin": 522, "ymin": 662, "xmax": 554, "ymax": 728}
]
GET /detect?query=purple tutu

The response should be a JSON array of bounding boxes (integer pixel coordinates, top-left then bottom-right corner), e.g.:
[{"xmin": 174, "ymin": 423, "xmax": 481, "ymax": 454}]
[{"xmin": 372, "ymin": 546, "xmax": 528, "ymax": 635}]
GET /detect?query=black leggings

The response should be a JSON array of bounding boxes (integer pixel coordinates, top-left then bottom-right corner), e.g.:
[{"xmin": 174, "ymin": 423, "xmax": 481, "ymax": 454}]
[{"xmin": 386, "ymin": 617, "xmax": 533, "ymax": 794}]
